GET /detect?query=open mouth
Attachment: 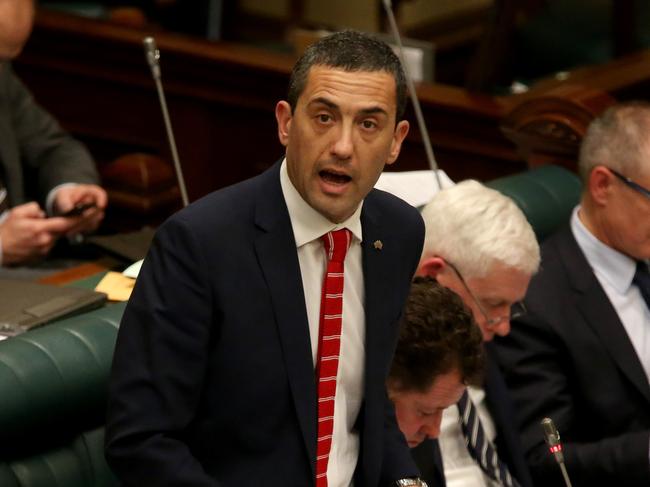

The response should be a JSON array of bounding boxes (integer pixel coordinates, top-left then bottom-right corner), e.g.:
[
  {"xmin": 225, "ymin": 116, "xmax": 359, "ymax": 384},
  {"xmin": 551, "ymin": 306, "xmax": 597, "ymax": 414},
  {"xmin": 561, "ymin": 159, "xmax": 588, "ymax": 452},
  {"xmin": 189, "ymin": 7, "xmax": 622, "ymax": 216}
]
[{"xmin": 320, "ymin": 169, "xmax": 352, "ymax": 185}]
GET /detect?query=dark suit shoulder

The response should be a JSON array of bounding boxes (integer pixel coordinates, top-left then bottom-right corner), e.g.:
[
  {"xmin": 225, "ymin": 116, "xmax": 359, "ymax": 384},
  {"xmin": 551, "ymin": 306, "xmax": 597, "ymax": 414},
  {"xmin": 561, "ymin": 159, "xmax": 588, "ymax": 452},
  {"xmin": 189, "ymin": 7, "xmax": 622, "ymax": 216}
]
[
  {"xmin": 538, "ymin": 226, "xmax": 576, "ymax": 270},
  {"xmin": 523, "ymin": 226, "xmax": 583, "ymax": 307},
  {"xmin": 365, "ymin": 188, "xmax": 424, "ymax": 239},
  {"xmin": 366, "ymin": 187, "xmax": 422, "ymax": 219},
  {"xmin": 160, "ymin": 165, "xmax": 279, "ymax": 243},
  {"xmin": 171, "ymin": 171, "xmax": 265, "ymax": 226}
]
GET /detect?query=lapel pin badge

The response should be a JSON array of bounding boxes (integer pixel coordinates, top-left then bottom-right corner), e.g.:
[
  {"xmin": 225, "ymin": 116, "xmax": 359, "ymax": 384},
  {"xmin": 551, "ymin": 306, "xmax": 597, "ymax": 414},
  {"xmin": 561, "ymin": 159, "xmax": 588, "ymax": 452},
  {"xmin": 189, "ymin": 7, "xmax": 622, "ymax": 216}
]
[{"xmin": 373, "ymin": 240, "xmax": 383, "ymax": 251}]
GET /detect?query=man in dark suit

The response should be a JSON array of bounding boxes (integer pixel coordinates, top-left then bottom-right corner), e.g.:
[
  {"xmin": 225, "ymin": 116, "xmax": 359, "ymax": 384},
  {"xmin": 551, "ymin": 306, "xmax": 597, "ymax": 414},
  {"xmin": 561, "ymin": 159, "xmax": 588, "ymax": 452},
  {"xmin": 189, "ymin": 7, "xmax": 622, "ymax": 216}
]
[
  {"xmin": 105, "ymin": 31, "xmax": 427, "ymax": 486},
  {"xmin": 494, "ymin": 102, "xmax": 650, "ymax": 486},
  {"xmin": 0, "ymin": 0, "xmax": 107, "ymax": 265},
  {"xmin": 387, "ymin": 276, "xmax": 484, "ymax": 486},
  {"xmin": 409, "ymin": 180, "xmax": 539, "ymax": 487}
]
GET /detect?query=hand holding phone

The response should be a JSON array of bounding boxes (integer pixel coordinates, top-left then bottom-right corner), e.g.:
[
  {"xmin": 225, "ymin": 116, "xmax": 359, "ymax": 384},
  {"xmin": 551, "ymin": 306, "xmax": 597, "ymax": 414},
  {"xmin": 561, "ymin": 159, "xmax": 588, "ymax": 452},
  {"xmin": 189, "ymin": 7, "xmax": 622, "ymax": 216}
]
[
  {"xmin": 52, "ymin": 184, "xmax": 106, "ymax": 234},
  {"xmin": 60, "ymin": 202, "xmax": 97, "ymax": 217}
]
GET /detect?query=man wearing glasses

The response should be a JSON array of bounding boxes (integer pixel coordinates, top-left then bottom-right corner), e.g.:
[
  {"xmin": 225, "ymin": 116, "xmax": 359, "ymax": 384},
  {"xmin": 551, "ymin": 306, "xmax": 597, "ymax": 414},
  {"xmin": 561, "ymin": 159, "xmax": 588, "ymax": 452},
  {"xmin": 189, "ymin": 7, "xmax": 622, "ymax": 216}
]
[
  {"xmin": 405, "ymin": 179, "xmax": 540, "ymax": 487},
  {"xmin": 494, "ymin": 102, "xmax": 650, "ymax": 486}
]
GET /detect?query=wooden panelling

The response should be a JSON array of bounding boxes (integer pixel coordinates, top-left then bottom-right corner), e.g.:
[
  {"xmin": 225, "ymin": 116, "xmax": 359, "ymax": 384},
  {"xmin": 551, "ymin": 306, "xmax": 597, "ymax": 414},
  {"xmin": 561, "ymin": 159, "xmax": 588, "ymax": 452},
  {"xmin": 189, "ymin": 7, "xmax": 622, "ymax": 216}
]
[{"xmin": 17, "ymin": 8, "xmax": 650, "ymax": 213}]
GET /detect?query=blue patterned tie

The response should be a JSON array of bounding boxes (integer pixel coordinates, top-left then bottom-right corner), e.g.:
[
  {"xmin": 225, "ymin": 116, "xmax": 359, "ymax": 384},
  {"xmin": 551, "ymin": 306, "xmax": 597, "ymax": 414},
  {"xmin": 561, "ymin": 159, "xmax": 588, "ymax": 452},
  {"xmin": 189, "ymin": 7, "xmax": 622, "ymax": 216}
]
[
  {"xmin": 457, "ymin": 391, "xmax": 519, "ymax": 487},
  {"xmin": 633, "ymin": 261, "xmax": 650, "ymax": 310}
]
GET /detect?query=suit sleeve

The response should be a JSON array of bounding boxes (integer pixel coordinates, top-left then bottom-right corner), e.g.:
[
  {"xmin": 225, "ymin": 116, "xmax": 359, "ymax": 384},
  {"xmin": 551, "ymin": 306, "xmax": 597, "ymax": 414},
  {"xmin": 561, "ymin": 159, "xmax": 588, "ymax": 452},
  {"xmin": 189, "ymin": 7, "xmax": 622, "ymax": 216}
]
[
  {"xmin": 380, "ymin": 388, "xmax": 421, "ymax": 483},
  {"xmin": 380, "ymin": 206, "xmax": 425, "ymax": 484},
  {"xmin": 495, "ymin": 311, "xmax": 650, "ymax": 486},
  {"xmin": 5, "ymin": 63, "xmax": 98, "ymax": 204},
  {"xmin": 105, "ymin": 216, "xmax": 221, "ymax": 487}
]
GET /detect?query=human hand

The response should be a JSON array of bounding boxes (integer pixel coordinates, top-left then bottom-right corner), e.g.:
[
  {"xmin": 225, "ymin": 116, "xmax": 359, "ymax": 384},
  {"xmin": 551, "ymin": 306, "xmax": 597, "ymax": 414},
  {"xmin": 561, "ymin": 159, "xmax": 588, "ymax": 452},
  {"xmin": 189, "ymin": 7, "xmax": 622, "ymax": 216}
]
[
  {"xmin": 53, "ymin": 184, "xmax": 108, "ymax": 235},
  {"xmin": 0, "ymin": 202, "xmax": 75, "ymax": 265}
]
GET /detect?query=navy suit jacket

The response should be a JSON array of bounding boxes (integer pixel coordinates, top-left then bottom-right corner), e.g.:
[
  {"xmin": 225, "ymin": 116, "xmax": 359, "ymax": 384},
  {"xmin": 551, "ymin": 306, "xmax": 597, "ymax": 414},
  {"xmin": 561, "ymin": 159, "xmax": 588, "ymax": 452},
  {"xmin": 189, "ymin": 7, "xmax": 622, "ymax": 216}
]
[
  {"xmin": 105, "ymin": 161, "xmax": 424, "ymax": 486},
  {"xmin": 494, "ymin": 226, "xmax": 650, "ymax": 486},
  {"xmin": 411, "ymin": 346, "xmax": 533, "ymax": 487}
]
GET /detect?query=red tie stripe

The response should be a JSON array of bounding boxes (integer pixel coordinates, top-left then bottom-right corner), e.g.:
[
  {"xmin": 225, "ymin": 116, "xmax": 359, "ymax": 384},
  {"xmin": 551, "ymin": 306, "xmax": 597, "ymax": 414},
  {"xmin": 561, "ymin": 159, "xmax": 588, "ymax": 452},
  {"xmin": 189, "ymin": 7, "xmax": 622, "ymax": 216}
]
[{"xmin": 315, "ymin": 229, "xmax": 351, "ymax": 487}]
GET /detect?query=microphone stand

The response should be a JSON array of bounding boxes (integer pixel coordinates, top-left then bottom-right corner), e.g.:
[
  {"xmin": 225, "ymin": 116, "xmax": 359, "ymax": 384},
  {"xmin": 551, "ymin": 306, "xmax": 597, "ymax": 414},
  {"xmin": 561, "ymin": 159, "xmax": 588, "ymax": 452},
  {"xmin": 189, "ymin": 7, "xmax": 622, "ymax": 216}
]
[
  {"xmin": 143, "ymin": 37, "xmax": 189, "ymax": 208},
  {"xmin": 381, "ymin": 0, "xmax": 443, "ymax": 191},
  {"xmin": 541, "ymin": 417, "xmax": 573, "ymax": 487}
]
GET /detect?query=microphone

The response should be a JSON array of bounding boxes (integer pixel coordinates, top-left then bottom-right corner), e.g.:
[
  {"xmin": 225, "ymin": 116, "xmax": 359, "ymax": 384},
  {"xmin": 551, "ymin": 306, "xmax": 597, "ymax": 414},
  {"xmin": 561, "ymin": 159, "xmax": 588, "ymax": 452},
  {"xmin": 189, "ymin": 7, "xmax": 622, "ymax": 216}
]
[
  {"xmin": 142, "ymin": 36, "xmax": 189, "ymax": 207},
  {"xmin": 143, "ymin": 37, "xmax": 161, "ymax": 80},
  {"xmin": 541, "ymin": 417, "xmax": 573, "ymax": 487},
  {"xmin": 380, "ymin": 0, "xmax": 443, "ymax": 191}
]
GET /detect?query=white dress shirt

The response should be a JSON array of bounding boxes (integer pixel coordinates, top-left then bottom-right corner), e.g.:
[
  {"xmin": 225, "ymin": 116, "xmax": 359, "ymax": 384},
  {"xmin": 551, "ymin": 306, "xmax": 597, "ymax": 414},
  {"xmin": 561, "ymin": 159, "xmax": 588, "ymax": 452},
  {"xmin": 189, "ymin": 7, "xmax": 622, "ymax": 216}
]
[
  {"xmin": 438, "ymin": 386, "xmax": 500, "ymax": 487},
  {"xmin": 571, "ymin": 206, "xmax": 650, "ymax": 384},
  {"xmin": 280, "ymin": 160, "xmax": 365, "ymax": 487}
]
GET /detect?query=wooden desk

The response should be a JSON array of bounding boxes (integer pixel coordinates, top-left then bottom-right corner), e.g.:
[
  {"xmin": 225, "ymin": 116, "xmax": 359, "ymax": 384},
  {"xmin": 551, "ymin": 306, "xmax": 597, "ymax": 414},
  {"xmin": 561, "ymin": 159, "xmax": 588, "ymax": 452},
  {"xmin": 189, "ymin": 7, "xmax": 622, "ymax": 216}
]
[{"xmin": 38, "ymin": 262, "xmax": 109, "ymax": 286}]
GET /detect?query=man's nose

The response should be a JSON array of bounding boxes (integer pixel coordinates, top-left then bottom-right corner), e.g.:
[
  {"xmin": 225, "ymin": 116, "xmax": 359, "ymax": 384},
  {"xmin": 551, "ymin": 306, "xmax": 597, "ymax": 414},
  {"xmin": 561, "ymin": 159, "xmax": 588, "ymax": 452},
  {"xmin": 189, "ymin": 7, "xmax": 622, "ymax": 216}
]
[
  {"xmin": 330, "ymin": 123, "xmax": 354, "ymax": 159},
  {"xmin": 492, "ymin": 317, "xmax": 511, "ymax": 337},
  {"xmin": 422, "ymin": 416, "xmax": 442, "ymax": 440}
]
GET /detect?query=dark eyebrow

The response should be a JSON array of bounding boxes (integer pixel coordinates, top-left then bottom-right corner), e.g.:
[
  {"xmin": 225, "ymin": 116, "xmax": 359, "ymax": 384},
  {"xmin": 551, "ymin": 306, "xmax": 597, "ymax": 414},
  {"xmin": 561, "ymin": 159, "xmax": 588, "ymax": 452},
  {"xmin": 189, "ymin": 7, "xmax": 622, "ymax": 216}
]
[
  {"xmin": 309, "ymin": 97, "xmax": 389, "ymax": 118},
  {"xmin": 309, "ymin": 97, "xmax": 338, "ymax": 110},
  {"xmin": 359, "ymin": 107, "xmax": 388, "ymax": 117}
]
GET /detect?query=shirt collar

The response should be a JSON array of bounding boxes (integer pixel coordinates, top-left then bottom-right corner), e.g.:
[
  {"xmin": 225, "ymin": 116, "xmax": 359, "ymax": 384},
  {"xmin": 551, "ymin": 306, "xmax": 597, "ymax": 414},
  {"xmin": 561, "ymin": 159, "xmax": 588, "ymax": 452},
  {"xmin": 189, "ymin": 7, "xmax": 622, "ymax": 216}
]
[
  {"xmin": 571, "ymin": 205, "xmax": 637, "ymax": 293},
  {"xmin": 280, "ymin": 158, "xmax": 363, "ymax": 248}
]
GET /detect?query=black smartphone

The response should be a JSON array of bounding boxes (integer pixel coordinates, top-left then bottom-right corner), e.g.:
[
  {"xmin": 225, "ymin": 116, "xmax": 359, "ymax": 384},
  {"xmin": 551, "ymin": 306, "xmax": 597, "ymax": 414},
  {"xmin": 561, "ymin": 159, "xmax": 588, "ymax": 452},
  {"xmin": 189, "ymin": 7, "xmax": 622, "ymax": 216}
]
[{"xmin": 60, "ymin": 202, "xmax": 96, "ymax": 217}]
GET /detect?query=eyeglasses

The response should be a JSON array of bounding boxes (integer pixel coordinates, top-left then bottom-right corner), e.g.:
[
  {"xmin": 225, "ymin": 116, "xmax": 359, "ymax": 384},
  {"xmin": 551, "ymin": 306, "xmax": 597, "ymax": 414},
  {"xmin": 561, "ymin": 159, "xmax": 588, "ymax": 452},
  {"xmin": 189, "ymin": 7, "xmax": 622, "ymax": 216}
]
[
  {"xmin": 608, "ymin": 168, "xmax": 650, "ymax": 200},
  {"xmin": 445, "ymin": 260, "xmax": 527, "ymax": 327}
]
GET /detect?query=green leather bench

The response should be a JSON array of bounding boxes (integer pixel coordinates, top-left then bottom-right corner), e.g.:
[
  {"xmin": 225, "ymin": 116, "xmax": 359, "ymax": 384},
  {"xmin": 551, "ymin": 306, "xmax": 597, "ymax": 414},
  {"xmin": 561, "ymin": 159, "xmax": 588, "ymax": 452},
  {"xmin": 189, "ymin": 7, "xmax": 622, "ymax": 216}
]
[{"xmin": 0, "ymin": 302, "xmax": 125, "ymax": 487}]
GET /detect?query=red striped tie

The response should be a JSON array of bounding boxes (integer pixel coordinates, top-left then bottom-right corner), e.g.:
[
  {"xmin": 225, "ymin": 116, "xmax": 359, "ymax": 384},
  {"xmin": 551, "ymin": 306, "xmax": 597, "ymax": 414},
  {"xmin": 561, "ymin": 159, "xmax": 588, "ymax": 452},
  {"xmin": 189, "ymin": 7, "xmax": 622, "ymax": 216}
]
[{"xmin": 315, "ymin": 228, "xmax": 351, "ymax": 487}]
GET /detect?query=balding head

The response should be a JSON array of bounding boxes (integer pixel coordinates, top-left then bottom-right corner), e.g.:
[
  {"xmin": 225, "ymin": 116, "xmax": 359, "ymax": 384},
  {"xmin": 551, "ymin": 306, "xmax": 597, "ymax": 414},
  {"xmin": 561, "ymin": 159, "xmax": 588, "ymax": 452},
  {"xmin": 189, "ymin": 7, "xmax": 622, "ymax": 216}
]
[{"xmin": 577, "ymin": 102, "xmax": 650, "ymax": 260}]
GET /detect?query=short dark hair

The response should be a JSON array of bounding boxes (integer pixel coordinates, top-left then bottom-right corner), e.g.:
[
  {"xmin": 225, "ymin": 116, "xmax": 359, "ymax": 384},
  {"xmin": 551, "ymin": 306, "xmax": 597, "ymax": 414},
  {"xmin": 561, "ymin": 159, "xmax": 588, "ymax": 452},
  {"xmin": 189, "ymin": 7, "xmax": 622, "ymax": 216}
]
[
  {"xmin": 287, "ymin": 30, "xmax": 407, "ymax": 120},
  {"xmin": 388, "ymin": 276, "xmax": 484, "ymax": 394}
]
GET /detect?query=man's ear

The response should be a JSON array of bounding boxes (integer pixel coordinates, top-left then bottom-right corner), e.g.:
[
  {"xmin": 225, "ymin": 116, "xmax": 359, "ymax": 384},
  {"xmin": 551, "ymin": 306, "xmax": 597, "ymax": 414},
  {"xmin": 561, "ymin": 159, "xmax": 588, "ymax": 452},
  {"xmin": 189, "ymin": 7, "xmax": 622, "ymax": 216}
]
[
  {"xmin": 416, "ymin": 256, "xmax": 445, "ymax": 277},
  {"xmin": 386, "ymin": 120, "xmax": 409, "ymax": 166},
  {"xmin": 588, "ymin": 165, "xmax": 615, "ymax": 206},
  {"xmin": 275, "ymin": 101, "xmax": 292, "ymax": 147}
]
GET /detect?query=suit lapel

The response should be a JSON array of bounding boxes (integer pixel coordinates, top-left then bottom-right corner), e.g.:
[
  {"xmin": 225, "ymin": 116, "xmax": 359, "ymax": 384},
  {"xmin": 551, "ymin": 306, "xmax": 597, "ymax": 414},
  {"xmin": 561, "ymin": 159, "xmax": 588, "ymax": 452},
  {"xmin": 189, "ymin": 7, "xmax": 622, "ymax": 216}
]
[
  {"xmin": 361, "ymin": 201, "xmax": 394, "ymax": 389},
  {"xmin": 484, "ymin": 345, "xmax": 533, "ymax": 487},
  {"xmin": 253, "ymin": 164, "xmax": 317, "ymax": 472},
  {"xmin": 359, "ymin": 198, "xmax": 396, "ymax": 486},
  {"xmin": 557, "ymin": 228, "xmax": 650, "ymax": 404},
  {"xmin": 484, "ymin": 350, "xmax": 512, "ymax": 446}
]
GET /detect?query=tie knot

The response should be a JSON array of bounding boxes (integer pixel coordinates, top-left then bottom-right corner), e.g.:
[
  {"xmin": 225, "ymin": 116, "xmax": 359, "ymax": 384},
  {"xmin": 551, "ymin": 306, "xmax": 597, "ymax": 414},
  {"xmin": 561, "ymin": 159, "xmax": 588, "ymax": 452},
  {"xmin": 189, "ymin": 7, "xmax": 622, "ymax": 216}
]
[
  {"xmin": 633, "ymin": 261, "xmax": 650, "ymax": 286},
  {"xmin": 457, "ymin": 389, "xmax": 470, "ymax": 411},
  {"xmin": 322, "ymin": 229, "xmax": 351, "ymax": 263}
]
